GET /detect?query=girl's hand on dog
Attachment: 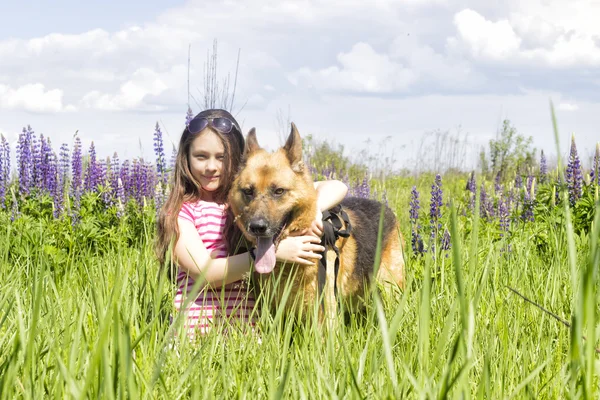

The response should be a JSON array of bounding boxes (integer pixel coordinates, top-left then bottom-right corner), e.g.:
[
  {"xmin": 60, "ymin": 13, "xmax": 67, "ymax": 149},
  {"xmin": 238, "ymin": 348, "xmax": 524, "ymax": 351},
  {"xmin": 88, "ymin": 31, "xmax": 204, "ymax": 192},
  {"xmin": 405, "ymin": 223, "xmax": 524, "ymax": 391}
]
[
  {"xmin": 298, "ymin": 209, "xmax": 324, "ymax": 239},
  {"xmin": 276, "ymin": 235, "xmax": 324, "ymax": 265}
]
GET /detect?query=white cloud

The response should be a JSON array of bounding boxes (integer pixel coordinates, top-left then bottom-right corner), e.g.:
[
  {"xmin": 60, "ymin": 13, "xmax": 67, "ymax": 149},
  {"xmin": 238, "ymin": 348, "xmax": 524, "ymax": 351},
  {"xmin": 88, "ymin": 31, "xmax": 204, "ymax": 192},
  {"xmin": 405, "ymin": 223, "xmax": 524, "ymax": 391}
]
[
  {"xmin": 0, "ymin": 83, "xmax": 75, "ymax": 113},
  {"xmin": 558, "ymin": 102, "xmax": 579, "ymax": 111},
  {"xmin": 450, "ymin": 7, "xmax": 600, "ymax": 67},
  {"xmin": 288, "ymin": 42, "xmax": 417, "ymax": 93},
  {"xmin": 452, "ymin": 9, "xmax": 522, "ymax": 60},
  {"xmin": 81, "ymin": 68, "xmax": 170, "ymax": 111},
  {"xmin": 390, "ymin": 35, "xmax": 486, "ymax": 91}
]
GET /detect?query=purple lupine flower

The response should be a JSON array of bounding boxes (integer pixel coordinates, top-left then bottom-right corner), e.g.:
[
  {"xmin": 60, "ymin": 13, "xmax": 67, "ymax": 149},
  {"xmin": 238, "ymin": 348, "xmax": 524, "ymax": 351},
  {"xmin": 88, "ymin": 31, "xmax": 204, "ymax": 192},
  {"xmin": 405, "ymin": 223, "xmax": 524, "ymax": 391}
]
[
  {"xmin": 514, "ymin": 173, "xmax": 523, "ymax": 190},
  {"xmin": 430, "ymin": 174, "xmax": 443, "ymax": 221},
  {"xmin": 40, "ymin": 135, "xmax": 54, "ymax": 193},
  {"xmin": 71, "ymin": 136, "xmax": 83, "ymax": 223},
  {"xmin": 441, "ymin": 228, "xmax": 451, "ymax": 253},
  {"xmin": 41, "ymin": 136, "xmax": 56, "ymax": 193},
  {"xmin": 98, "ymin": 157, "xmax": 108, "ymax": 191},
  {"xmin": 120, "ymin": 160, "xmax": 131, "ymax": 201},
  {"xmin": 494, "ymin": 172, "xmax": 502, "ymax": 195},
  {"xmin": 43, "ymin": 150, "xmax": 61, "ymax": 218},
  {"xmin": 131, "ymin": 159, "xmax": 143, "ymax": 206},
  {"xmin": 409, "ymin": 185, "xmax": 424, "ymax": 256},
  {"xmin": 110, "ymin": 152, "xmax": 120, "ymax": 200},
  {"xmin": 31, "ymin": 132, "xmax": 42, "ymax": 192},
  {"xmin": 430, "ymin": 174, "xmax": 443, "ymax": 252},
  {"xmin": 17, "ymin": 126, "xmax": 34, "ymax": 196},
  {"xmin": 99, "ymin": 158, "xmax": 112, "ymax": 207},
  {"xmin": 185, "ymin": 106, "xmax": 194, "ymax": 127},
  {"xmin": 38, "ymin": 135, "xmax": 47, "ymax": 191},
  {"xmin": 153, "ymin": 122, "xmax": 167, "ymax": 186},
  {"xmin": 566, "ymin": 134, "xmax": 583, "ymax": 206},
  {"xmin": 139, "ymin": 160, "xmax": 149, "ymax": 204},
  {"xmin": 59, "ymin": 144, "xmax": 69, "ymax": 185},
  {"xmin": 71, "ymin": 136, "xmax": 83, "ymax": 195},
  {"xmin": 0, "ymin": 134, "xmax": 9, "ymax": 209},
  {"xmin": 353, "ymin": 176, "xmax": 370, "ymax": 199},
  {"xmin": 44, "ymin": 141, "xmax": 57, "ymax": 195},
  {"xmin": 479, "ymin": 184, "xmax": 489, "ymax": 221},
  {"xmin": 539, "ymin": 150, "xmax": 547, "ymax": 185},
  {"xmin": 84, "ymin": 141, "xmax": 99, "ymax": 192},
  {"xmin": 10, "ymin": 188, "xmax": 20, "ymax": 222},
  {"xmin": 465, "ymin": 171, "xmax": 476, "ymax": 211},
  {"xmin": 55, "ymin": 143, "xmax": 70, "ymax": 218},
  {"xmin": 521, "ymin": 175, "xmax": 535, "ymax": 222},
  {"xmin": 30, "ymin": 133, "xmax": 40, "ymax": 191},
  {"xmin": 409, "ymin": 186, "xmax": 421, "ymax": 225},
  {"xmin": 498, "ymin": 195, "xmax": 510, "ymax": 237},
  {"xmin": 169, "ymin": 146, "xmax": 177, "ymax": 173},
  {"xmin": 143, "ymin": 161, "xmax": 156, "ymax": 201},
  {"xmin": 591, "ymin": 143, "xmax": 599, "ymax": 186},
  {"xmin": 116, "ymin": 177, "xmax": 125, "ymax": 218}
]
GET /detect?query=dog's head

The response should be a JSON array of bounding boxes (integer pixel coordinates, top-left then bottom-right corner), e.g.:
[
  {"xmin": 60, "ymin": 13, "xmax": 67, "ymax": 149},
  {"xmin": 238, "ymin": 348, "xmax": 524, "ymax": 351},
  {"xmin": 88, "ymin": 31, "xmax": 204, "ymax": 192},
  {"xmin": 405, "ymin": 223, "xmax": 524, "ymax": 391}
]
[{"xmin": 229, "ymin": 123, "xmax": 317, "ymax": 274}]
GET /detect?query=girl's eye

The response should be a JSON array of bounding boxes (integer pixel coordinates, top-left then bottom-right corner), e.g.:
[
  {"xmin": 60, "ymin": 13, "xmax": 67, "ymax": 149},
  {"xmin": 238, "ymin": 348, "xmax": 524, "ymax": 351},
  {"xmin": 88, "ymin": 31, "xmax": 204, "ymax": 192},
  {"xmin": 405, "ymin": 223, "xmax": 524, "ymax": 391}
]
[
  {"xmin": 195, "ymin": 155, "xmax": 206, "ymax": 160},
  {"xmin": 274, "ymin": 188, "xmax": 285, "ymax": 196},
  {"xmin": 217, "ymin": 155, "xmax": 225, "ymax": 161}
]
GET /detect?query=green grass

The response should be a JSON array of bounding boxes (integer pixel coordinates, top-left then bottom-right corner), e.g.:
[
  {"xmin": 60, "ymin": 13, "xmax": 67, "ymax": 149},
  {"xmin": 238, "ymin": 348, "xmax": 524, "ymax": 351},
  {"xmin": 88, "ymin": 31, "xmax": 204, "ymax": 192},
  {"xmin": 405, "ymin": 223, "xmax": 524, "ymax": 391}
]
[{"xmin": 1, "ymin": 183, "xmax": 599, "ymax": 399}]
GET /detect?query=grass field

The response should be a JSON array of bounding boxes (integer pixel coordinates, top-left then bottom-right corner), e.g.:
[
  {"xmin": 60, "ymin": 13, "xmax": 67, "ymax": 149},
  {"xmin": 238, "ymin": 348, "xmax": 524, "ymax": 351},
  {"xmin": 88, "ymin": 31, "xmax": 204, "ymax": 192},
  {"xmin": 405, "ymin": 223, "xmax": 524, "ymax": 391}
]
[{"xmin": 1, "ymin": 116, "xmax": 600, "ymax": 398}]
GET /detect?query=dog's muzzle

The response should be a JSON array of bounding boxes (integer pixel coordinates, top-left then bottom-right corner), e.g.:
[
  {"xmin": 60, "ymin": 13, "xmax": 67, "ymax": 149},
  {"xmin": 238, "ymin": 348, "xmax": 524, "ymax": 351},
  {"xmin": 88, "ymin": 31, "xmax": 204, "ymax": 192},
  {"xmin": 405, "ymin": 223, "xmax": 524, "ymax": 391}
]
[{"xmin": 248, "ymin": 218, "xmax": 269, "ymax": 236}]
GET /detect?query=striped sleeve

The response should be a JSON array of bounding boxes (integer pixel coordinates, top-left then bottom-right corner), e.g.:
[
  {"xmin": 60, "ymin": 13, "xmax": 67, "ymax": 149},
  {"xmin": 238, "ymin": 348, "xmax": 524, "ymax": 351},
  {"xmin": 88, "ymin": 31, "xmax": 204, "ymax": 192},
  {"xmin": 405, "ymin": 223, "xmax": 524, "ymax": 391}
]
[{"xmin": 178, "ymin": 203, "xmax": 195, "ymax": 223}]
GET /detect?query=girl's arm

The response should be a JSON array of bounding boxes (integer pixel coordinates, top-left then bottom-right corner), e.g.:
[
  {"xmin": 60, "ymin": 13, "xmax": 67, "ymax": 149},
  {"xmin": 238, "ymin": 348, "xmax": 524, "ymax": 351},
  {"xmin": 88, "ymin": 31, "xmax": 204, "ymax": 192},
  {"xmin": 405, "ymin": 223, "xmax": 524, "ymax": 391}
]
[
  {"xmin": 300, "ymin": 179, "xmax": 348, "ymax": 237},
  {"xmin": 174, "ymin": 218, "xmax": 252, "ymax": 287},
  {"xmin": 314, "ymin": 180, "xmax": 348, "ymax": 212},
  {"xmin": 174, "ymin": 218, "xmax": 324, "ymax": 288}
]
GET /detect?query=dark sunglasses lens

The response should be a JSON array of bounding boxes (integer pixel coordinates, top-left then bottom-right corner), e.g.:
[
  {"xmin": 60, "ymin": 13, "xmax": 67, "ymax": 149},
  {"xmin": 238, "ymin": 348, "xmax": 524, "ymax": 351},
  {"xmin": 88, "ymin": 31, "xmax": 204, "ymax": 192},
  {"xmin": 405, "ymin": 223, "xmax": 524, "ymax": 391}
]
[
  {"xmin": 212, "ymin": 118, "xmax": 233, "ymax": 133},
  {"xmin": 189, "ymin": 118, "xmax": 208, "ymax": 133}
]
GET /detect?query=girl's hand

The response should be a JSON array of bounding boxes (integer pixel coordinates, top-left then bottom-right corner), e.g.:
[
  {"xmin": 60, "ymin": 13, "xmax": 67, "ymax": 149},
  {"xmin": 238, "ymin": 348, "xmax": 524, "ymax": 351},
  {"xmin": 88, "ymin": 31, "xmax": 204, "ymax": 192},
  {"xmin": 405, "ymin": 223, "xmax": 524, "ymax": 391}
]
[
  {"xmin": 276, "ymin": 235, "xmax": 324, "ymax": 265},
  {"xmin": 298, "ymin": 209, "xmax": 324, "ymax": 239}
]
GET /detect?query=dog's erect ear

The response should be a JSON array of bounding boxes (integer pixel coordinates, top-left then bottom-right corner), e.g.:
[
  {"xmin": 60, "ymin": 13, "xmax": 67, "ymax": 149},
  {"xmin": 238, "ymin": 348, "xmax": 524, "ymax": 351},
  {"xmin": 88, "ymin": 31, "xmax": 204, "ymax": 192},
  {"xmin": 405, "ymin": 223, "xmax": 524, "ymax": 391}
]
[
  {"xmin": 283, "ymin": 122, "xmax": 304, "ymax": 172},
  {"xmin": 245, "ymin": 128, "xmax": 260, "ymax": 156}
]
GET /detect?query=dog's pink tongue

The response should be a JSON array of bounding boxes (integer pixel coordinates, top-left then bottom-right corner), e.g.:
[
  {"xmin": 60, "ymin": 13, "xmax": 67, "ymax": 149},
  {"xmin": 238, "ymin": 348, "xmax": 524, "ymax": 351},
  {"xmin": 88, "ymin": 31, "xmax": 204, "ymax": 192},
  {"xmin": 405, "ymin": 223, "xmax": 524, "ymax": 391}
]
[{"xmin": 255, "ymin": 237, "xmax": 276, "ymax": 274}]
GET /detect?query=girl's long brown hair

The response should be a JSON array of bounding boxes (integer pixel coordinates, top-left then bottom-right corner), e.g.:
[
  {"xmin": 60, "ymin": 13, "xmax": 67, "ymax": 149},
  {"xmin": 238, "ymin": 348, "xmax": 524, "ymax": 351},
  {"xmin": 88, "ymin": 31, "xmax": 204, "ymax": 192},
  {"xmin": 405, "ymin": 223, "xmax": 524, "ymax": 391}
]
[{"xmin": 155, "ymin": 109, "xmax": 247, "ymax": 273}]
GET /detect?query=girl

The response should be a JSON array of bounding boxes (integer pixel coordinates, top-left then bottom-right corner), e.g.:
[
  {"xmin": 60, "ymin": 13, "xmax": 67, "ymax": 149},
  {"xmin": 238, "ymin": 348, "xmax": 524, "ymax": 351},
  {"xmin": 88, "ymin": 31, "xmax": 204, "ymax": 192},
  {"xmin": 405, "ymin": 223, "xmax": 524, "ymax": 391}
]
[{"xmin": 156, "ymin": 108, "xmax": 348, "ymax": 338}]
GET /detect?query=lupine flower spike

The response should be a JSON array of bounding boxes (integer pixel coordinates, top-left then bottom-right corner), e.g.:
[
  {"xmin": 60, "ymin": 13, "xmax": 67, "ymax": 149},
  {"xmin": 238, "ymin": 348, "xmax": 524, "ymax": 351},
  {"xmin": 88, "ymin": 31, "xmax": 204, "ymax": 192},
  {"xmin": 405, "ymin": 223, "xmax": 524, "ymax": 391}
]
[
  {"xmin": 539, "ymin": 150, "xmax": 547, "ymax": 185},
  {"xmin": 591, "ymin": 142, "xmax": 600, "ymax": 186},
  {"xmin": 409, "ymin": 186, "xmax": 424, "ymax": 256},
  {"xmin": 566, "ymin": 134, "xmax": 583, "ymax": 206},
  {"xmin": 154, "ymin": 122, "xmax": 167, "ymax": 187},
  {"xmin": 430, "ymin": 174, "xmax": 443, "ymax": 253}
]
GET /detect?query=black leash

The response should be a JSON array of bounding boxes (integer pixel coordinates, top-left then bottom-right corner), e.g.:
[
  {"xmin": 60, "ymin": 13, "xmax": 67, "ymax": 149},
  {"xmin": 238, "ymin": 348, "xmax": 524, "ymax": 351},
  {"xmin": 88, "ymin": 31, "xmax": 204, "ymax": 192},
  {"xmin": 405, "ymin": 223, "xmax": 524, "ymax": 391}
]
[{"xmin": 317, "ymin": 204, "xmax": 352, "ymax": 309}]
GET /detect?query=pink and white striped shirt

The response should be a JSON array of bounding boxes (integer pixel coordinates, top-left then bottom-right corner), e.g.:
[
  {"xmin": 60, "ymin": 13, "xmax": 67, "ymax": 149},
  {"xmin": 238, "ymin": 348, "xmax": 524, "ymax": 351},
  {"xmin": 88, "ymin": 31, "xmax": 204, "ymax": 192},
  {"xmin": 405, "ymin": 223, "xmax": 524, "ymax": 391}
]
[{"xmin": 174, "ymin": 200, "xmax": 256, "ymax": 338}]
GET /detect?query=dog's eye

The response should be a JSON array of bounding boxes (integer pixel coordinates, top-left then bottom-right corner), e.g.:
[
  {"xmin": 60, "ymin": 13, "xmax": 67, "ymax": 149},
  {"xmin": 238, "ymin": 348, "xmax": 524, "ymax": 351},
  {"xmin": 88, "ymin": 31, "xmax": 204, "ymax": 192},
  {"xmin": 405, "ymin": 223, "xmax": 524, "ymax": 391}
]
[
  {"xmin": 241, "ymin": 187, "xmax": 254, "ymax": 197},
  {"xmin": 273, "ymin": 188, "xmax": 286, "ymax": 196}
]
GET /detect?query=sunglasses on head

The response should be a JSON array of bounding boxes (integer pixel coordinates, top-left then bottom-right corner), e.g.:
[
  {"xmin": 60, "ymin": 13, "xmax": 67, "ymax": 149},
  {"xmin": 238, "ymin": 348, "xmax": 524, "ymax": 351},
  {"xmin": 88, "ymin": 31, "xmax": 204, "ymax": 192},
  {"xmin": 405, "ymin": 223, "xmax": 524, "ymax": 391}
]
[{"xmin": 188, "ymin": 116, "xmax": 238, "ymax": 135}]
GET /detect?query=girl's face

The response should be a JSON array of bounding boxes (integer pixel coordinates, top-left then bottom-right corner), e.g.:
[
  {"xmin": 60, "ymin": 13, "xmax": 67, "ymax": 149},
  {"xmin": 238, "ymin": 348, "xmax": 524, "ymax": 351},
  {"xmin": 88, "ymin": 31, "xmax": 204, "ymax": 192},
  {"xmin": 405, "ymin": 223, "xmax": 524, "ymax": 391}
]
[{"xmin": 188, "ymin": 130, "xmax": 225, "ymax": 201}]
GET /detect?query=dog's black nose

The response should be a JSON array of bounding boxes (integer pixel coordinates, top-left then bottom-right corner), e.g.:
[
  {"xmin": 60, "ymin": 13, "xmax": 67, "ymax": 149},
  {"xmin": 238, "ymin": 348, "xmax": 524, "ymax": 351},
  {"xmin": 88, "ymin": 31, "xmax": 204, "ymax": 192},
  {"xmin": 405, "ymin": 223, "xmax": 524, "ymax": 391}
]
[{"xmin": 249, "ymin": 219, "xmax": 268, "ymax": 235}]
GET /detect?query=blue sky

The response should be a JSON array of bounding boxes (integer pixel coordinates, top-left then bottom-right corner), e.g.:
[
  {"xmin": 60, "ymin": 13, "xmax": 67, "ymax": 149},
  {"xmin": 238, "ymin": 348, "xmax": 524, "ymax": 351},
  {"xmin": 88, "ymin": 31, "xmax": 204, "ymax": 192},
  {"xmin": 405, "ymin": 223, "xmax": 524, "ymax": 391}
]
[
  {"xmin": 1, "ymin": 0, "xmax": 599, "ymax": 173},
  {"xmin": 0, "ymin": 1, "xmax": 185, "ymax": 38}
]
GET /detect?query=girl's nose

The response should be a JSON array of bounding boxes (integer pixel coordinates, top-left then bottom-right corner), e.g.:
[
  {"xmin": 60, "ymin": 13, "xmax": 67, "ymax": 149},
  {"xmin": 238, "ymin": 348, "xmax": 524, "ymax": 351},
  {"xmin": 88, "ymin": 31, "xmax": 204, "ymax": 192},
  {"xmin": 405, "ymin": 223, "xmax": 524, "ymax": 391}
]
[{"xmin": 206, "ymin": 157, "xmax": 218, "ymax": 170}]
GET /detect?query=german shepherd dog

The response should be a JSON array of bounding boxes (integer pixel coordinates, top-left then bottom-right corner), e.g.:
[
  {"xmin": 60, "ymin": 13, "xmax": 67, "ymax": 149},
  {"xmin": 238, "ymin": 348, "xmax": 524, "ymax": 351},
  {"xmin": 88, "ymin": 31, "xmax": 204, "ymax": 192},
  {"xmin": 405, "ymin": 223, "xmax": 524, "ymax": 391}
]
[{"xmin": 229, "ymin": 123, "xmax": 405, "ymax": 321}]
